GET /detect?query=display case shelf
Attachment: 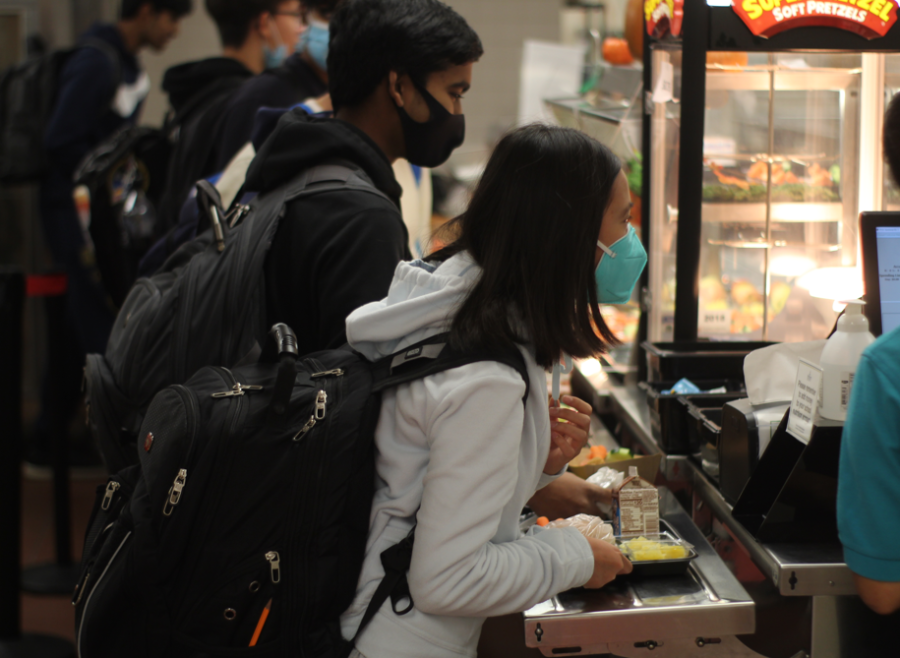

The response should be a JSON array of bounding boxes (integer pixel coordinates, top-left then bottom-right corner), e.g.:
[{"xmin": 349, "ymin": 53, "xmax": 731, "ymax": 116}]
[
  {"xmin": 706, "ymin": 68, "xmax": 859, "ymax": 92},
  {"xmin": 702, "ymin": 202, "xmax": 843, "ymax": 223}
]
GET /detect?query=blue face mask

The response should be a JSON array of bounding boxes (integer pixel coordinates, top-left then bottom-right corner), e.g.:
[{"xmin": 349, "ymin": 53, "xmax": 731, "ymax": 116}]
[
  {"xmin": 594, "ymin": 224, "xmax": 648, "ymax": 304},
  {"xmin": 297, "ymin": 19, "xmax": 329, "ymax": 70},
  {"xmin": 264, "ymin": 42, "xmax": 287, "ymax": 69}
]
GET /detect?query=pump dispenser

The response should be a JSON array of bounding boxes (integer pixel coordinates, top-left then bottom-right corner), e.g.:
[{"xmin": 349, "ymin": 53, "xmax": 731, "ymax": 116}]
[{"xmin": 818, "ymin": 300, "xmax": 875, "ymax": 421}]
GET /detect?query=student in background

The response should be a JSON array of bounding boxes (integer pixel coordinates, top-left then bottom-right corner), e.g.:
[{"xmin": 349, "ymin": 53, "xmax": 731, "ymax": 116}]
[
  {"xmin": 213, "ymin": 0, "xmax": 338, "ymax": 170},
  {"xmin": 154, "ymin": 0, "xmax": 304, "ymax": 238},
  {"xmin": 29, "ymin": 0, "xmax": 190, "ymax": 471}
]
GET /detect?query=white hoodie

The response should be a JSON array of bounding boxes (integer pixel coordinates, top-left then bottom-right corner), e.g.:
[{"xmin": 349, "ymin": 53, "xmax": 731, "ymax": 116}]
[{"xmin": 340, "ymin": 252, "xmax": 595, "ymax": 658}]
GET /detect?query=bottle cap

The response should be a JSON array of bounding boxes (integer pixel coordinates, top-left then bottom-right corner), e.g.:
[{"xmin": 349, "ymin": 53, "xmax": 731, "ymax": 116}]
[{"xmin": 837, "ymin": 299, "xmax": 870, "ymax": 331}]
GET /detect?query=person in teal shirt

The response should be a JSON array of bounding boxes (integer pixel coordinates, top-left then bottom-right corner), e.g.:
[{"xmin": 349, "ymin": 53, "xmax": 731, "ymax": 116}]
[{"xmin": 837, "ymin": 92, "xmax": 900, "ymax": 616}]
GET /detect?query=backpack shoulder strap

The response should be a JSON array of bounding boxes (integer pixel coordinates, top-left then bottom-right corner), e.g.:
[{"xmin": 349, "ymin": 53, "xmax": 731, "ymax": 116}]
[
  {"xmin": 369, "ymin": 332, "xmax": 531, "ymax": 403},
  {"xmin": 279, "ymin": 161, "xmax": 393, "ymax": 207}
]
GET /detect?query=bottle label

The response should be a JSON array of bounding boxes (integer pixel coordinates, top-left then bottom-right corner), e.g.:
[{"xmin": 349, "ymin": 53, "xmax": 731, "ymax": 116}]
[{"xmin": 841, "ymin": 372, "xmax": 854, "ymax": 411}]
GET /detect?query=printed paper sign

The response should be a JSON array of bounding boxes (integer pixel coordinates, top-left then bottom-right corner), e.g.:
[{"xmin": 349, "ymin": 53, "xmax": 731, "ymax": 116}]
[
  {"xmin": 787, "ymin": 358, "xmax": 823, "ymax": 445},
  {"xmin": 698, "ymin": 306, "xmax": 731, "ymax": 334},
  {"xmin": 732, "ymin": 0, "xmax": 899, "ymax": 40},
  {"xmin": 652, "ymin": 60, "xmax": 675, "ymax": 103}
]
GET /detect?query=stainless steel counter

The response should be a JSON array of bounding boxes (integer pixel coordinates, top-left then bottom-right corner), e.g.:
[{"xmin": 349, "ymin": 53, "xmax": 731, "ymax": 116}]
[
  {"xmin": 592, "ymin": 382, "xmax": 868, "ymax": 658},
  {"xmin": 689, "ymin": 458, "xmax": 855, "ymax": 597},
  {"xmin": 523, "ymin": 488, "xmax": 756, "ymax": 657},
  {"xmin": 602, "ymin": 384, "xmax": 855, "ymax": 597}
]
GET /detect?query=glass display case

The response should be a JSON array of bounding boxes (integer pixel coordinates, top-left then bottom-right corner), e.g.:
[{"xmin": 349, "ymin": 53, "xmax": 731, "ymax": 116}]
[{"xmin": 643, "ymin": 0, "xmax": 900, "ymax": 344}]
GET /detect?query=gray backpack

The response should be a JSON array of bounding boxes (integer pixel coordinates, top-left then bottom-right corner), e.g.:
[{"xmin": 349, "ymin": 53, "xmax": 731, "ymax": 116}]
[{"xmin": 84, "ymin": 163, "xmax": 390, "ymax": 473}]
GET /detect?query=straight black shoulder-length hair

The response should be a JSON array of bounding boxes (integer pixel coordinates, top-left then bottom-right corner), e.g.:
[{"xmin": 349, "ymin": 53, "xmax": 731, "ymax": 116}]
[{"xmin": 429, "ymin": 124, "xmax": 622, "ymax": 369}]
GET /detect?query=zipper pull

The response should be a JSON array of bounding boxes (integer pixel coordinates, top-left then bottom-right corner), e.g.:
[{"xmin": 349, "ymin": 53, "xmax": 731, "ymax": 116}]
[
  {"xmin": 310, "ymin": 368, "xmax": 344, "ymax": 379},
  {"xmin": 211, "ymin": 382, "xmax": 265, "ymax": 398},
  {"xmin": 266, "ymin": 551, "xmax": 281, "ymax": 584},
  {"xmin": 293, "ymin": 416, "xmax": 316, "ymax": 442},
  {"xmin": 101, "ymin": 481, "xmax": 121, "ymax": 511},
  {"xmin": 162, "ymin": 469, "xmax": 187, "ymax": 517},
  {"xmin": 228, "ymin": 203, "xmax": 250, "ymax": 228},
  {"xmin": 315, "ymin": 390, "xmax": 327, "ymax": 420}
]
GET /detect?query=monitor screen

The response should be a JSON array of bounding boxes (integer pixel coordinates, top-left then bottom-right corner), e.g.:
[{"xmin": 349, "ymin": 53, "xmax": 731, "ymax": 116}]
[{"xmin": 876, "ymin": 226, "xmax": 900, "ymax": 335}]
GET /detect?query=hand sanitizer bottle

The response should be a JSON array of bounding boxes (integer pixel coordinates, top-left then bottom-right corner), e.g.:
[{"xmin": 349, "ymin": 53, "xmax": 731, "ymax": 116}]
[{"xmin": 818, "ymin": 300, "xmax": 875, "ymax": 421}]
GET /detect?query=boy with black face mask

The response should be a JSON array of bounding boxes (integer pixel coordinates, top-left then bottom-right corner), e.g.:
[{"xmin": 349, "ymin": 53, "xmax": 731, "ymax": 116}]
[{"xmin": 249, "ymin": 0, "xmax": 482, "ymax": 357}]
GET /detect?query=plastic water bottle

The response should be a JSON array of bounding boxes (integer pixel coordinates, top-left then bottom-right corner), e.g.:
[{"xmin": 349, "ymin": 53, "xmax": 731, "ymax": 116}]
[{"xmin": 818, "ymin": 300, "xmax": 875, "ymax": 421}]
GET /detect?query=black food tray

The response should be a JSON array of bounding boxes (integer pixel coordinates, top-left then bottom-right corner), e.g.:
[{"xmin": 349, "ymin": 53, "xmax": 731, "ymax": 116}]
[
  {"xmin": 680, "ymin": 395, "xmax": 743, "ymax": 455},
  {"xmin": 643, "ymin": 340, "xmax": 775, "ymax": 382},
  {"xmin": 639, "ymin": 380, "xmax": 744, "ymax": 454},
  {"xmin": 616, "ymin": 528, "xmax": 698, "ymax": 577}
]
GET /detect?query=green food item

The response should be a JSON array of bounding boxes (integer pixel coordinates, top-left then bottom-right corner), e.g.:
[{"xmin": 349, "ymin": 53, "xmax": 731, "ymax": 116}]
[
  {"xmin": 606, "ymin": 447, "xmax": 633, "ymax": 462},
  {"xmin": 702, "ymin": 184, "xmax": 735, "ymax": 202},
  {"xmin": 770, "ymin": 184, "xmax": 838, "ymax": 203},
  {"xmin": 830, "ymin": 164, "xmax": 841, "ymax": 185},
  {"xmin": 626, "ymin": 154, "xmax": 642, "ymax": 197},
  {"xmin": 732, "ymin": 184, "xmax": 767, "ymax": 203}
]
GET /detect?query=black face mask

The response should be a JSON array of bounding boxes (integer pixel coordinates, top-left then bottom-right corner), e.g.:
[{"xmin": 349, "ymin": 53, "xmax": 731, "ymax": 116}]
[{"xmin": 396, "ymin": 83, "xmax": 465, "ymax": 168}]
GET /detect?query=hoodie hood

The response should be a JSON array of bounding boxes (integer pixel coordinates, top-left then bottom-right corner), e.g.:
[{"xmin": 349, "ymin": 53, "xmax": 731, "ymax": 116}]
[
  {"xmin": 80, "ymin": 22, "xmax": 140, "ymax": 79},
  {"xmin": 346, "ymin": 253, "xmax": 481, "ymax": 361},
  {"xmin": 244, "ymin": 108, "xmax": 402, "ymax": 204},
  {"xmin": 162, "ymin": 57, "xmax": 253, "ymax": 111}
]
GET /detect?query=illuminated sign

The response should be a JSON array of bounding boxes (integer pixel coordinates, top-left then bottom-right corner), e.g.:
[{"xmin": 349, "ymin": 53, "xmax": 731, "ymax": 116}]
[
  {"xmin": 732, "ymin": 0, "xmax": 899, "ymax": 38},
  {"xmin": 646, "ymin": 0, "xmax": 684, "ymax": 37}
]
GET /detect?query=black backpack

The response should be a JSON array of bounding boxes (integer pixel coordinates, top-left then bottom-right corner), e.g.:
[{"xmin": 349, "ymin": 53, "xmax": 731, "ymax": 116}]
[
  {"xmin": 72, "ymin": 76, "xmax": 247, "ymax": 308},
  {"xmin": 84, "ymin": 163, "xmax": 389, "ymax": 475},
  {"xmin": 0, "ymin": 38, "xmax": 120, "ymax": 183},
  {"xmin": 74, "ymin": 323, "xmax": 529, "ymax": 658}
]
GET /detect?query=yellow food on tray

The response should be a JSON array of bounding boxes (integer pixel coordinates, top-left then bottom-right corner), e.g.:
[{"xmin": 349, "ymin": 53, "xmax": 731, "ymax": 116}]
[{"xmin": 620, "ymin": 536, "xmax": 689, "ymax": 561}]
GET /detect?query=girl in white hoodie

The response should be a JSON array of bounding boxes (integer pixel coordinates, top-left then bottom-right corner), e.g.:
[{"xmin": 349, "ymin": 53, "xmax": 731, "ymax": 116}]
[{"xmin": 340, "ymin": 124, "xmax": 645, "ymax": 658}]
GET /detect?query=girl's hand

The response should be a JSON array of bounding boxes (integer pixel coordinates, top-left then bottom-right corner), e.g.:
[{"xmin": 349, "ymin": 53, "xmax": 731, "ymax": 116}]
[
  {"xmin": 528, "ymin": 472, "xmax": 613, "ymax": 519},
  {"xmin": 584, "ymin": 537, "xmax": 633, "ymax": 588},
  {"xmin": 544, "ymin": 395, "xmax": 592, "ymax": 475}
]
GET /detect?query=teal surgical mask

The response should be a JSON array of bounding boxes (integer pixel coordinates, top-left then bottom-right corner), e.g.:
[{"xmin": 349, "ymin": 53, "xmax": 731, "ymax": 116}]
[
  {"xmin": 264, "ymin": 42, "xmax": 287, "ymax": 69},
  {"xmin": 297, "ymin": 19, "xmax": 329, "ymax": 70},
  {"xmin": 594, "ymin": 224, "xmax": 647, "ymax": 304}
]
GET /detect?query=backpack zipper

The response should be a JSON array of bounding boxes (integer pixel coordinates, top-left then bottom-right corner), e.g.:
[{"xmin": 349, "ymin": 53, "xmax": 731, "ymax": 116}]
[
  {"xmin": 291, "ymin": 380, "xmax": 338, "ymax": 651},
  {"xmin": 310, "ymin": 369, "xmax": 344, "ymax": 379},
  {"xmin": 162, "ymin": 469, "xmax": 187, "ymax": 516},
  {"xmin": 266, "ymin": 551, "xmax": 281, "ymax": 584},
  {"xmin": 157, "ymin": 385, "xmax": 201, "ymax": 521},
  {"xmin": 291, "ymin": 390, "xmax": 327, "ymax": 442},
  {"xmin": 175, "ymin": 367, "xmax": 247, "ymax": 617},
  {"xmin": 100, "ymin": 481, "xmax": 120, "ymax": 511}
]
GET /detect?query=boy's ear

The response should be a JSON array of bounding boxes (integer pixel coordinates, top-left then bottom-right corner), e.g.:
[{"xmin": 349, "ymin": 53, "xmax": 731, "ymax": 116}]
[
  {"xmin": 388, "ymin": 71, "xmax": 404, "ymax": 108},
  {"xmin": 256, "ymin": 12, "xmax": 273, "ymax": 39}
]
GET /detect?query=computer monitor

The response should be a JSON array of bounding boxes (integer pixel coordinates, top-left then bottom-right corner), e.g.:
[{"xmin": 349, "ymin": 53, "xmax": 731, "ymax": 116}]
[{"xmin": 860, "ymin": 211, "xmax": 900, "ymax": 337}]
